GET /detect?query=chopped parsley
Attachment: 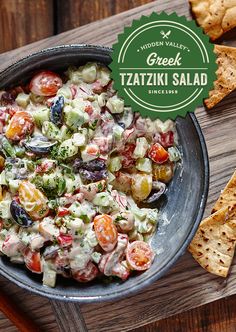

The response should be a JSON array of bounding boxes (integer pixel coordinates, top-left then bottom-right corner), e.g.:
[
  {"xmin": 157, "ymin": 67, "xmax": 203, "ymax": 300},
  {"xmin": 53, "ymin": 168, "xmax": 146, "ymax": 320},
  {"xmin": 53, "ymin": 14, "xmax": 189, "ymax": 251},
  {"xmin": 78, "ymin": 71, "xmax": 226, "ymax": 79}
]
[
  {"xmin": 79, "ymin": 214, "xmax": 90, "ymax": 224},
  {"xmin": 114, "ymin": 215, "xmax": 126, "ymax": 223},
  {"xmin": 97, "ymin": 182, "xmax": 103, "ymax": 192},
  {"xmin": 88, "ymin": 119, "xmax": 98, "ymax": 130}
]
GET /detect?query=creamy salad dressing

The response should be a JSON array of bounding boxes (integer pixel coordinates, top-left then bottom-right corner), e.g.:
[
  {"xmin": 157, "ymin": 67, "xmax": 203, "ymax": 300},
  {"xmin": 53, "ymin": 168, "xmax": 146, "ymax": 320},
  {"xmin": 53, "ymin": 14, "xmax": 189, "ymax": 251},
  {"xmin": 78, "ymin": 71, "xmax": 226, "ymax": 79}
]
[{"xmin": 0, "ymin": 63, "xmax": 180, "ymax": 287}]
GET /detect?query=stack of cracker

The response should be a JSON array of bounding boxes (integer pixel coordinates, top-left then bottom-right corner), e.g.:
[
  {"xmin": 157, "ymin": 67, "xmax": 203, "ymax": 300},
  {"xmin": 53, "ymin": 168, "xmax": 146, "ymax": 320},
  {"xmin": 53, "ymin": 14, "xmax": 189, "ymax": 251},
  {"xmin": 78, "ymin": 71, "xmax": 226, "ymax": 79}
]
[
  {"xmin": 189, "ymin": 170, "xmax": 236, "ymax": 277},
  {"xmin": 189, "ymin": 0, "xmax": 236, "ymax": 109},
  {"xmin": 189, "ymin": 0, "xmax": 236, "ymax": 41}
]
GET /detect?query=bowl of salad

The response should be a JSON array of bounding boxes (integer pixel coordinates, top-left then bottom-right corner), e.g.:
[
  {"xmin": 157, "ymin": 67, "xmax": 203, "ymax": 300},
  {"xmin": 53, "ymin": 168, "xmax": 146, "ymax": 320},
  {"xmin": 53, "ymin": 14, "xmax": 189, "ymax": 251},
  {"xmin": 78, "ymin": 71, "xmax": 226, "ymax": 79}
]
[{"xmin": 0, "ymin": 45, "xmax": 209, "ymax": 302}]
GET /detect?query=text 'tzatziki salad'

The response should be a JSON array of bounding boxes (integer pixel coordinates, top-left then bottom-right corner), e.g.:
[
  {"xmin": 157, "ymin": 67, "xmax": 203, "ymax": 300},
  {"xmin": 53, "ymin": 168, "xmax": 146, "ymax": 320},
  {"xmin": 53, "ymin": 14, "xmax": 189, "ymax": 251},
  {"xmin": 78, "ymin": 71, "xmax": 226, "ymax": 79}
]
[{"xmin": 0, "ymin": 63, "xmax": 180, "ymax": 287}]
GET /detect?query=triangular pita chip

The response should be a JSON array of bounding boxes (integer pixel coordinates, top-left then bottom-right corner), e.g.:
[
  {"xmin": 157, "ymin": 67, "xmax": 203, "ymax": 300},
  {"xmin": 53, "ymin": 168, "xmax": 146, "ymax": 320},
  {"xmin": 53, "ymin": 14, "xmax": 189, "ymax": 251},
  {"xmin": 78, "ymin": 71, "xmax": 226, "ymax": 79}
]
[
  {"xmin": 189, "ymin": 0, "xmax": 236, "ymax": 40},
  {"xmin": 205, "ymin": 45, "xmax": 236, "ymax": 109},
  {"xmin": 212, "ymin": 169, "xmax": 236, "ymax": 213},
  {"xmin": 189, "ymin": 206, "xmax": 236, "ymax": 277}
]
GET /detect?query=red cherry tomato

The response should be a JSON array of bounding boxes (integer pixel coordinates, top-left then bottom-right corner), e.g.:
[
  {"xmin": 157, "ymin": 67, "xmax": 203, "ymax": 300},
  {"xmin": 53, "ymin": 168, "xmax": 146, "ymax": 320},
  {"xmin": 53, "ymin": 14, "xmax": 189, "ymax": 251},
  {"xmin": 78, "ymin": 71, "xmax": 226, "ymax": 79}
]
[
  {"xmin": 29, "ymin": 70, "xmax": 62, "ymax": 96},
  {"xmin": 160, "ymin": 131, "xmax": 174, "ymax": 148},
  {"xmin": 121, "ymin": 143, "xmax": 136, "ymax": 168},
  {"xmin": 57, "ymin": 207, "xmax": 70, "ymax": 217},
  {"xmin": 94, "ymin": 214, "xmax": 118, "ymax": 252},
  {"xmin": 73, "ymin": 262, "xmax": 99, "ymax": 282},
  {"xmin": 148, "ymin": 143, "xmax": 169, "ymax": 164},
  {"xmin": 126, "ymin": 241, "xmax": 154, "ymax": 271},
  {"xmin": 24, "ymin": 249, "xmax": 42, "ymax": 273},
  {"xmin": 57, "ymin": 234, "xmax": 73, "ymax": 247}
]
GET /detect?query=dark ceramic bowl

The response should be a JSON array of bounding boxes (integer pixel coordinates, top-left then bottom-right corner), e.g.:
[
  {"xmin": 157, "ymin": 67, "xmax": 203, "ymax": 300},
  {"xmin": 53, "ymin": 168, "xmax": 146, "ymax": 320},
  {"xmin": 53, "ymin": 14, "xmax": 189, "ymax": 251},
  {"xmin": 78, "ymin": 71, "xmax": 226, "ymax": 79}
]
[{"xmin": 0, "ymin": 45, "xmax": 209, "ymax": 302}]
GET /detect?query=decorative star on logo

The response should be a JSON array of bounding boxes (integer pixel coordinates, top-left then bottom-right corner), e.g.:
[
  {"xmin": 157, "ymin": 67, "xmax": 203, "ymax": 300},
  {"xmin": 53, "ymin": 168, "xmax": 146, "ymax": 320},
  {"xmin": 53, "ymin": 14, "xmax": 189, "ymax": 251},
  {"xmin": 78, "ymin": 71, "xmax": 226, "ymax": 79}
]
[{"xmin": 160, "ymin": 30, "xmax": 171, "ymax": 39}]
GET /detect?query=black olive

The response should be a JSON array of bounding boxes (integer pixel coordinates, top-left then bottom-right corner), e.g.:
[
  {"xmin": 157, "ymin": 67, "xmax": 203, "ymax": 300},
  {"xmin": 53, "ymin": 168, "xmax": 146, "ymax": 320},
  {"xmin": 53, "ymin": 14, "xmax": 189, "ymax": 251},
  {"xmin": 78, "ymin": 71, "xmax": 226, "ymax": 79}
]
[
  {"xmin": 79, "ymin": 168, "xmax": 107, "ymax": 183},
  {"xmin": 82, "ymin": 159, "xmax": 106, "ymax": 172},
  {"xmin": 115, "ymin": 108, "xmax": 134, "ymax": 129},
  {"xmin": 144, "ymin": 182, "xmax": 166, "ymax": 204},
  {"xmin": 24, "ymin": 136, "xmax": 57, "ymax": 154},
  {"xmin": 60, "ymin": 266, "xmax": 72, "ymax": 278},
  {"xmin": 50, "ymin": 95, "xmax": 64, "ymax": 127},
  {"xmin": 118, "ymin": 122, "xmax": 125, "ymax": 129},
  {"xmin": 6, "ymin": 157, "xmax": 18, "ymax": 164},
  {"xmin": 73, "ymin": 158, "xmax": 106, "ymax": 173},
  {"xmin": 72, "ymin": 158, "xmax": 84, "ymax": 172},
  {"xmin": 10, "ymin": 200, "xmax": 33, "ymax": 227}
]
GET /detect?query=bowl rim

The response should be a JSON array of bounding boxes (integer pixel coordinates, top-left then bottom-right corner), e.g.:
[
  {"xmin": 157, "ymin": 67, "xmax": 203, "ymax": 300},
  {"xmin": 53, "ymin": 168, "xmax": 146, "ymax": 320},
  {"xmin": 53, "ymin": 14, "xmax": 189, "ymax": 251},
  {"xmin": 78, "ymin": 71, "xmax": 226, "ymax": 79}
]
[{"xmin": 0, "ymin": 44, "xmax": 209, "ymax": 303}]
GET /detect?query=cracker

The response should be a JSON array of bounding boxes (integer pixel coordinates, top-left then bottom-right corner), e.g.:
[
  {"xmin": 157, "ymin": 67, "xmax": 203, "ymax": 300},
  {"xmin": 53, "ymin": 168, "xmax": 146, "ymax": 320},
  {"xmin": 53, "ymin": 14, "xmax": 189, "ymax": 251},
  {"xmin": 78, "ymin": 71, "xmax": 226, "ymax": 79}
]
[
  {"xmin": 189, "ymin": 0, "xmax": 236, "ymax": 40},
  {"xmin": 212, "ymin": 170, "xmax": 236, "ymax": 213},
  {"xmin": 189, "ymin": 206, "xmax": 236, "ymax": 277},
  {"xmin": 205, "ymin": 45, "xmax": 236, "ymax": 109}
]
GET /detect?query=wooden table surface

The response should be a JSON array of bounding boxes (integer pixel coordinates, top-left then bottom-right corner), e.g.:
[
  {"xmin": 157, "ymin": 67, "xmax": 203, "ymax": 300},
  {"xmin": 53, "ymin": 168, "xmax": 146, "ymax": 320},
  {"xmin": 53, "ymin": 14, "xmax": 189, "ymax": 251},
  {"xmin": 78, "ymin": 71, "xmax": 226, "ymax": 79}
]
[{"xmin": 1, "ymin": 1, "xmax": 236, "ymax": 331}]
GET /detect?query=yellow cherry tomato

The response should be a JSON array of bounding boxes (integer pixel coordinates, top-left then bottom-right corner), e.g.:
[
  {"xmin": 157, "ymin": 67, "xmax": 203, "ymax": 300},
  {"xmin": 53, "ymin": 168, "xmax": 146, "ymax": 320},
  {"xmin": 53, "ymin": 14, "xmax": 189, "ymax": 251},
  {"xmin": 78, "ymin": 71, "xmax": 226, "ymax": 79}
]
[
  {"xmin": 131, "ymin": 173, "xmax": 152, "ymax": 201},
  {"xmin": 152, "ymin": 162, "xmax": 174, "ymax": 183},
  {"xmin": 19, "ymin": 181, "xmax": 49, "ymax": 220},
  {"xmin": 5, "ymin": 111, "xmax": 34, "ymax": 141}
]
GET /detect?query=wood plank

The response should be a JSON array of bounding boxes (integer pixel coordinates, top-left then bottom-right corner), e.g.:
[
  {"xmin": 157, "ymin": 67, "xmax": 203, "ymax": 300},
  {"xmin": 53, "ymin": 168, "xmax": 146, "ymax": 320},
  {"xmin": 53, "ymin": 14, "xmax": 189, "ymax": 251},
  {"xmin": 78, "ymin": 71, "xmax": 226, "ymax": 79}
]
[
  {"xmin": 51, "ymin": 301, "xmax": 88, "ymax": 332},
  {"xmin": 0, "ymin": 0, "xmax": 54, "ymax": 53},
  {"xmin": 56, "ymin": 0, "xmax": 154, "ymax": 33},
  {"xmin": 0, "ymin": 276, "xmax": 58, "ymax": 332},
  {"xmin": 0, "ymin": 0, "xmax": 236, "ymax": 331},
  {"xmin": 132, "ymin": 295, "xmax": 236, "ymax": 332},
  {"xmin": 0, "ymin": 0, "xmax": 235, "ymax": 72},
  {"xmin": 0, "ymin": 0, "xmax": 192, "ymax": 71}
]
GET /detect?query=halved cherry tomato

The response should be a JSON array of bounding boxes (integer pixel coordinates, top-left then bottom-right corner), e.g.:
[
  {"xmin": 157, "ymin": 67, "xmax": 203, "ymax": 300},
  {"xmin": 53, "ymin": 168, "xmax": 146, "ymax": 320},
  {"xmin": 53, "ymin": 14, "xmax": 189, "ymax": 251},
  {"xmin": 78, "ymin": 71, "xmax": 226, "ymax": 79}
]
[
  {"xmin": 94, "ymin": 214, "xmax": 118, "ymax": 252},
  {"xmin": 19, "ymin": 181, "xmax": 49, "ymax": 220},
  {"xmin": 152, "ymin": 162, "xmax": 174, "ymax": 183},
  {"xmin": 29, "ymin": 70, "xmax": 62, "ymax": 96},
  {"xmin": 160, "ymin": 131, "xmax": 174, "ymax": 148},
  {"xmin": 73, "ymin": 262, "xmax": 98, "ymax": 282},
  {"xmin": 121, "ymin": 143, "xmax": 136, "ymax": 168},
  {"xmin": 57, "ymin": 234, "xmax": 73, "ymax": 247},
  {"xmin": 5, "ymin": 111, "xmax": 34, "ymax": 141},
  {"xmin": 126, "ymin": 241, "xmax": 154, "ymax": 271},
  {"xmin": 24, "ymin": 249, "xmax": 42, "ymax": 273},
  {"xmin": 131, "ymin": 173, "xmax": 152, "ymax": 201},
  {"xmin": 57, "ymin": 207, "xmax": 70, "ymax": 217},
  {"xmin": 148, "ymin": 143, "xmax": 169, "ymax": 164}
]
